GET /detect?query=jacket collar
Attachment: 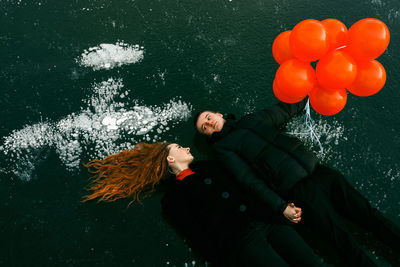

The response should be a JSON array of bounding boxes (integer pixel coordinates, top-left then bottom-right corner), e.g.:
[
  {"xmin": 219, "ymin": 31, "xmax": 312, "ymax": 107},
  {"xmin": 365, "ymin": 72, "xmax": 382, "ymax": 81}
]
[{"xmin": 210, "ymin": 114, "xmax": 236, "ymax": 143}]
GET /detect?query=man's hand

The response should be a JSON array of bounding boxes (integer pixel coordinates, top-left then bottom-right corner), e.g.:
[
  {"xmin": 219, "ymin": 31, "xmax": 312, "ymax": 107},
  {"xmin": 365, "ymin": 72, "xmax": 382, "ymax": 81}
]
[{"xmin": 283, "ymin": 203, "xmax": 302, "ymax": 223}]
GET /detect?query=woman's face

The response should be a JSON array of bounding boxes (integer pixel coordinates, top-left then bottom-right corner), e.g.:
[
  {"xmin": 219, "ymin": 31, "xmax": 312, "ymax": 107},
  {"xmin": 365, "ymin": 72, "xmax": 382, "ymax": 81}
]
[{"xmin": 167, "ymin": 143, "xmax": 194, "ymax": 166}]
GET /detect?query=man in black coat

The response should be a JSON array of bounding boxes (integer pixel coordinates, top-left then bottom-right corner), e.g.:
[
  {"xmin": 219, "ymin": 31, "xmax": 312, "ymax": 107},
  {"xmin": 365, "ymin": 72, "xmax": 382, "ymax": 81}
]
[{"xmin": 194, "ymin": 99, "xmax": 400, "ymax": 267}]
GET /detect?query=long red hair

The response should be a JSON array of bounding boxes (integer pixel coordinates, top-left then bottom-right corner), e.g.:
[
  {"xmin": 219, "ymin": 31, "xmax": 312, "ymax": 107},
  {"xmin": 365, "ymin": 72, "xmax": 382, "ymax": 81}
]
[{"xmin": 82, "ymin": 142, "xmax": 171, "ymax": 205}]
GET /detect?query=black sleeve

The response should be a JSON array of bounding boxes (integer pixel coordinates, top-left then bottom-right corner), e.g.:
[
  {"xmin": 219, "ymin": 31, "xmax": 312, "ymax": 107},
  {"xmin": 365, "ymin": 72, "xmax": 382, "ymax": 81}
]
[
  {"xmin": 255, "ymin": 98, "xmax": 307, "ymax": 128},
  {"xmin": 161, "ymin": 191, "xmax": 200, "ymax": 231},
  {"xmin": 213, "ymin": 144, "xmax": 287, "ymax": 215},
  {"xmin": 161, "ymin": 191, "xmax": 217, "ymax": 260}
]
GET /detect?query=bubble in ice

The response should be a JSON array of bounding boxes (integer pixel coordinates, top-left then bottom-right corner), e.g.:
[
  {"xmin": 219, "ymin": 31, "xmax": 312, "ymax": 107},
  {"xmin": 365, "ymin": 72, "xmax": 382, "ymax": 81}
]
[
  {"xmin": 0, "ymin": 78, "xmax": 192, "ymax": 181},
  {"xmin": 285, "ymin": 115, "xmax": 346, "ymax": 162},
  {"xmin": 77, "ymin": 42, "xmax": 145, "ymax": 70},
  {"xmin": 370, "ymin": 0, "xmax": 383, "ymax": 6}
]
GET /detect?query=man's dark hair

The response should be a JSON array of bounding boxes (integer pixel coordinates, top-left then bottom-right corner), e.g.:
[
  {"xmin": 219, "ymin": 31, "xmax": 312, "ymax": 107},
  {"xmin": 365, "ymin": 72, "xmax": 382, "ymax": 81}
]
[{"xmin": 193, "ymin": 111, "xmax": 202, "ymax": 128}]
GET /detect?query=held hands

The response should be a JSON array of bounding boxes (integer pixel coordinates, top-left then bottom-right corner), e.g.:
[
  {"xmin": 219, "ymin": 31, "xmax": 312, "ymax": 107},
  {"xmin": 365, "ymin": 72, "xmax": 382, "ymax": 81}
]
[{"xmin": 283, "ymin": 203, "xmax": 302, "ymax": 224}]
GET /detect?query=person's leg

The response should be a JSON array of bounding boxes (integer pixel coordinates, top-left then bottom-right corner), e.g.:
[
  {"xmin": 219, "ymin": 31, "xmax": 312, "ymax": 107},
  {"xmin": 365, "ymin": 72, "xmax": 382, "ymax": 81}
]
[
  {"xmin": 267, "ymin": 224, "xmax": 326, "ymax": 266},
  {"xmin": 288, "ymin": 178, "xmax": 377, "ymax": 267},
  {"xmin": 311, "ymin": 164, "xmax": 400, "ymax": 251},
  {"xmin": 237, "ymin": 222, "xmax": 289, "ymax": 267}
]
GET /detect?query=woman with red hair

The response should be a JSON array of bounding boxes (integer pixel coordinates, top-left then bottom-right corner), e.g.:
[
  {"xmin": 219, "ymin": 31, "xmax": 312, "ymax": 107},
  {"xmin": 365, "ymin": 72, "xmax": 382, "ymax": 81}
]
[{"xmin": 83, "ymin": 142, "xmax": 325, "ymax": 267}]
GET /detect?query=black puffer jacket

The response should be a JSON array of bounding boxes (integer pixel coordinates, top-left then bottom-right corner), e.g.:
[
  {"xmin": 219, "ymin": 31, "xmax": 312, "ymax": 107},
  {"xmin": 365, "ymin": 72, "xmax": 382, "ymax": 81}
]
[
  {"xmin": 161, "ymin": 160, "xmax": 274, "ymax": 266},
  {"xmin": 209, "ymin": 99, "xmax": 319, "ymax": 214}
]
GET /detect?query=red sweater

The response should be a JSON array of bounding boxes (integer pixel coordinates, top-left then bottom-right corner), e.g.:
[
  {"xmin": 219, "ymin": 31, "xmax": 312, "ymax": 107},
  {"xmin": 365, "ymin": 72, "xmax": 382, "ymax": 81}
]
[{"xmin": 176, "ymin": 168, "xmax": 195, "ymax": 181}]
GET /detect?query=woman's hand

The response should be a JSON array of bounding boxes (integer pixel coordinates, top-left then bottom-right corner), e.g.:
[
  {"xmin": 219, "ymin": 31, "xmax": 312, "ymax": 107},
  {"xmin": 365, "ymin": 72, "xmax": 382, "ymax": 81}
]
[{"xmin": 283, "ymin": 203, "xmax": 302, "ymax": 223}]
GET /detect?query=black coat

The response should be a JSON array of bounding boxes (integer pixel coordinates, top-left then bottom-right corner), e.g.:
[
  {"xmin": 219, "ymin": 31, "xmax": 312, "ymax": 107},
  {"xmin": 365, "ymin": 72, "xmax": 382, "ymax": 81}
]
[
  {"xmin": 209, "ymin": 99, "xmax": 319, "ymax": 214},
  {"xmin": 161, "ymin": 160, "xmax": 273, "ymax": 266}
]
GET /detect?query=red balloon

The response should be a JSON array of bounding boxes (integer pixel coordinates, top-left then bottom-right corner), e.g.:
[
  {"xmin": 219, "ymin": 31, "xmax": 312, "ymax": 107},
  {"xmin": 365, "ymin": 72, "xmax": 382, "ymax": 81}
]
[
  {"xmin": 321, "ymin": 19, "xmax": 348, "ymax": 51},
  {"xmin": 309, "ymin": 85, "xmax": 347, "ymax": 116},
  {"xmin": 275, "ymin": 59, "xmax": 316, "ymax": 98},
  {"xmin": 347, "ymin": 60, "xmax": 386, "ymax": 96},
  {"xmin": 290, "ymin": 19, "xmax": 329, "ymax": 62},
  {"xmin": 347, "ymin": 18, "xmax": 390, "ymax": 60},
  {"xmin": 273, "ymin": 79, "xmax": 305, "ymax": 103},
  {"xmin": 272, "ymin": 31, "xmax": 294, "ymax": 64},
  {"xmin": 316, "ymin": 50, "xmax": 357, "ymax": 89}
]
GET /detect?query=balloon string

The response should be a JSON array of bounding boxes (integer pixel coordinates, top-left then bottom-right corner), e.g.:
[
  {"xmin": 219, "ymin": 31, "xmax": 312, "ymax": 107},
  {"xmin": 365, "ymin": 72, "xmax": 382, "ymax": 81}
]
[
  {"xmin": 286, "ymin": 99, "xmax": 324, "ymax": 154},
  {"xmin": 304, "ymin": 99, "xmax": 324, "ymax": 153}
]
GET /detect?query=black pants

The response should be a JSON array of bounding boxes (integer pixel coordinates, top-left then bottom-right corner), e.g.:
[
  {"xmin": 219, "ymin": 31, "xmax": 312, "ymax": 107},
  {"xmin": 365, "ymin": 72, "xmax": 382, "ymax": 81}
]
[
  {"xmin": 237, "ymin": 221, "xmax": 325, "ymax": 267},
  {"xmin": 286, "ymin": 164, "xmax": 400, "ymax": 267}
]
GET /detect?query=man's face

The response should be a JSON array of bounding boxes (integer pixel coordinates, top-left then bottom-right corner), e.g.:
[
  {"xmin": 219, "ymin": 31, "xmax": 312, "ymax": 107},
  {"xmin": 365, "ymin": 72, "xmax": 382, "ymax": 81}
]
[{"xmin": 196, "ymin": 111, "xmax": 225, "ymax": 136}]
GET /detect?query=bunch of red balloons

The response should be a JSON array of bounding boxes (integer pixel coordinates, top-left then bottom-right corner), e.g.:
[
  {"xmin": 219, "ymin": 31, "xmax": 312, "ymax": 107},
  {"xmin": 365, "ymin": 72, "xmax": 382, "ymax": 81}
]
[{"xmin": 272, "ymin": 18, "xmax": 390, "ymax": 116}]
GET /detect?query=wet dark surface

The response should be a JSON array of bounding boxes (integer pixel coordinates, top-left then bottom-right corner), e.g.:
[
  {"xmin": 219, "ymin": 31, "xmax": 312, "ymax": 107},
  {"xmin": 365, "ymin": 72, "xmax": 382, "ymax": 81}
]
[{"xmin": 1, "ymin": 0, "xmax": 400, "ymax": 266}]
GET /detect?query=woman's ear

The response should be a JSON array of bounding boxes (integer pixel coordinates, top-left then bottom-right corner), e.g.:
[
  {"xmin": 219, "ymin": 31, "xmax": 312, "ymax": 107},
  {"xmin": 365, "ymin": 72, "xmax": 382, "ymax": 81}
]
[
  {"xmin": 167, "ymin": 156, "xmax": 175, "ymax": 164},
  {"xmin": 216, "ymin": 112, "xmax": 223, "ymax": 118}
]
